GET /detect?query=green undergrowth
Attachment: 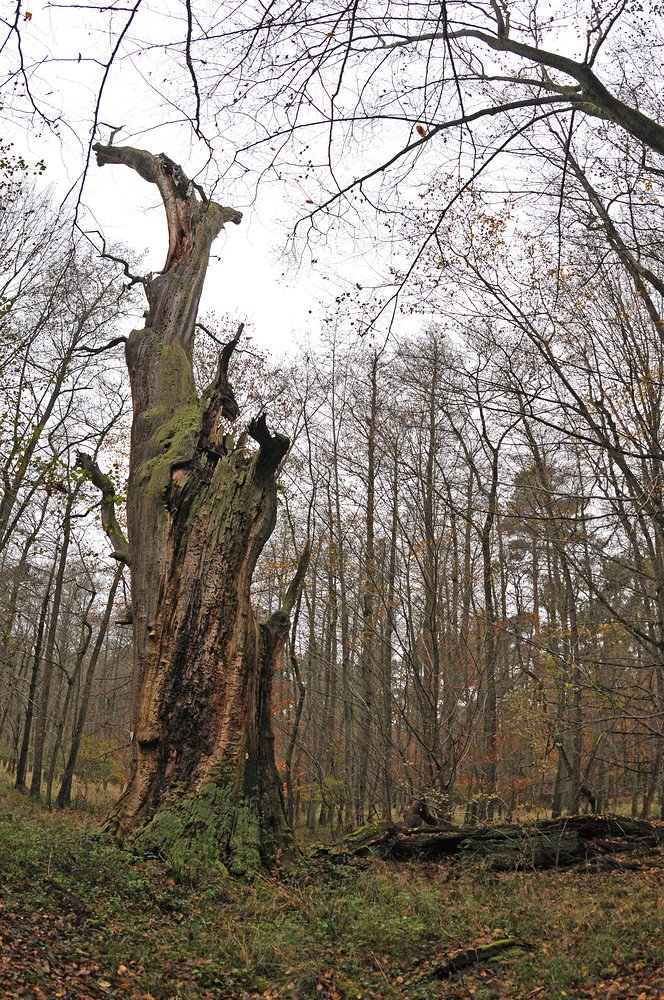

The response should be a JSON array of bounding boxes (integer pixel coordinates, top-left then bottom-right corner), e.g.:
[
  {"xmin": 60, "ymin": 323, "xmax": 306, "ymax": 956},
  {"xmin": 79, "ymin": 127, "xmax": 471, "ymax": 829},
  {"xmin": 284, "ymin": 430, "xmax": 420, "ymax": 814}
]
[{"xmin": 0, "ymin": 779, "xmax": 662, "ymax": 1000}]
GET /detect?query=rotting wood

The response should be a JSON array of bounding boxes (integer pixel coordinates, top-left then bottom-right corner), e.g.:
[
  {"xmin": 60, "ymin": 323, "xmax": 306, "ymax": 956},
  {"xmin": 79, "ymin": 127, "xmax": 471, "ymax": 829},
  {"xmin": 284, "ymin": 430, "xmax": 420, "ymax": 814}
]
[
  {"xmin": 86, "ymin": 144, "xmax": 308, "ymax": 875},
  {"xmin": 432, "ymin": 938, "xmax": 532, "ymax": 978},
  {"xmin": 340, "ymin": 816, "xmax": 664, "ymax": 869}
]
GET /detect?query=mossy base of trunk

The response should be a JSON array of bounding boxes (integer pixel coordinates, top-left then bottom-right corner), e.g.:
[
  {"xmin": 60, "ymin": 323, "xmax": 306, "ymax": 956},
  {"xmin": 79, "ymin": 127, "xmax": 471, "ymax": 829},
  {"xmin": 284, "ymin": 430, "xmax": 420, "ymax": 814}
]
[{"xmin": 124, "ymin": 778, "xmax": 288, "ymax": 880}]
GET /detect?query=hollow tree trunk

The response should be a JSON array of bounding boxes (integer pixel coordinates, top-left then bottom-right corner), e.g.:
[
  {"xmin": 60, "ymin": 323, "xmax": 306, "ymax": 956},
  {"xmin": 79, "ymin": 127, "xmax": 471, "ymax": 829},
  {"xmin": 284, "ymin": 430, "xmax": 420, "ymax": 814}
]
[{"xmin": 83, "ymin": 144, "xmax": 307, "ymax": 874}]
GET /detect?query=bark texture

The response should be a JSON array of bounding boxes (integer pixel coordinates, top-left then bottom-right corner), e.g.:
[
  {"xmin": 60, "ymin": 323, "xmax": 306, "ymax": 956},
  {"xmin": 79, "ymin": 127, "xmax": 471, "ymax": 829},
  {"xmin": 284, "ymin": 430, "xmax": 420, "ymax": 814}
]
[
  {"xmin": 341, "ymin": 816, "xmax": 664, "ymax": 869},
  {"xmin": 90, "ymin": 143, "xmax": 304, "ymax": 874}
]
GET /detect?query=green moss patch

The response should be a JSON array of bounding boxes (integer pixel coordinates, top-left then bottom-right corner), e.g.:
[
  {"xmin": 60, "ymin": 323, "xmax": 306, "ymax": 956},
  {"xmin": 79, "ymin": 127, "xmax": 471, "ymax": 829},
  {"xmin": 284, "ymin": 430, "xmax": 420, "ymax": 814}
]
[
  {"xmin": 131, "ymin": 779, "xmax": 267, "ymax": 882},
  {"xmin": 2, "ymin": 772, "xmax": 662, "ymax": 1000}
]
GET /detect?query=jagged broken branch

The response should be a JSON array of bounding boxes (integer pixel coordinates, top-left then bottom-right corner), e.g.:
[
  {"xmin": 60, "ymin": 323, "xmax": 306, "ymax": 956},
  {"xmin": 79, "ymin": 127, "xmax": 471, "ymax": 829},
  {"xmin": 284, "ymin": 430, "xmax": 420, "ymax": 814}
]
[
  {"xmin": 199, "ymin": 324, "xmax": 244, "ymax": 455},
  {"xmin": 248, "ymin": 413, "xmax": 290, "ymax": 483},
  {"xmin": 92, "ymin": 143, "xmax": 242, "ymax": 273},
  {"xmin": 76, "ymin": 452, "xmax": 130, "ymax": 565}
]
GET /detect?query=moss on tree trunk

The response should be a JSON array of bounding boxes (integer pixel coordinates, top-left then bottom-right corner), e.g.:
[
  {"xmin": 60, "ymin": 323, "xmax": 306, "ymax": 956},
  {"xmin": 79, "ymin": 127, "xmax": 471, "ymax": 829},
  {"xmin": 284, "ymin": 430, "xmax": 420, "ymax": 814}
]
[{"xmin": 84, "ymin": 144, "xmax": 307, "ymax": 875}]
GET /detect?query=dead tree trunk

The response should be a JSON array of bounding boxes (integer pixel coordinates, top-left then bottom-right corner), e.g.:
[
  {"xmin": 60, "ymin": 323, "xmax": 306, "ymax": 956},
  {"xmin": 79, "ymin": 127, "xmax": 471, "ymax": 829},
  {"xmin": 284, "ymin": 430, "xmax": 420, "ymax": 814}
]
[{"xmin": 85, "ymin": 144, "xmax": 307, "ymax": 874}]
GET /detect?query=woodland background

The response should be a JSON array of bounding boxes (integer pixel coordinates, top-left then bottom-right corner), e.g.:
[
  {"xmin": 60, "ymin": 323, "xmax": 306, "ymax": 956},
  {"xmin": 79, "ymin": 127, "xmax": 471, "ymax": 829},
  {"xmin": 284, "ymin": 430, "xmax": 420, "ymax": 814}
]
[
  {"xmin": 2, "ymin": 0, "xmax": 664, "ymax": 832},
  {"xmin": 1, "ymin": 141, "xmax": 662, "ymax": 827}
]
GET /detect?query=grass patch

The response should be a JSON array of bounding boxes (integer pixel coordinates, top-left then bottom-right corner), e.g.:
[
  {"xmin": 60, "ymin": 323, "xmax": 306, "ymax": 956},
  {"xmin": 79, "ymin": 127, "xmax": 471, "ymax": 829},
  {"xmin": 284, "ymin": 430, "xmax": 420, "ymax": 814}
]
[{"xmin": 0, "ymin": 776, "xmax": 662, "ymax": 999}]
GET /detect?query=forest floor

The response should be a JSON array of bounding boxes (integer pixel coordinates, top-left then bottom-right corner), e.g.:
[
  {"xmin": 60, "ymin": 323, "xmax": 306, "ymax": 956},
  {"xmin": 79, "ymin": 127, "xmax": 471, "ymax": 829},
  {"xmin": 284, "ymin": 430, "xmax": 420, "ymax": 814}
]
[{"xmin": 0, "ymin": 779, "xmax": 662, "ymax": 1000}]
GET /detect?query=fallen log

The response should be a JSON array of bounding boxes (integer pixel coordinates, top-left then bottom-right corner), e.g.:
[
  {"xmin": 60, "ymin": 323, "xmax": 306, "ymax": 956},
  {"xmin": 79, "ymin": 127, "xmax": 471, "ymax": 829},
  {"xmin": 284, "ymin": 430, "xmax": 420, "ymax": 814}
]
[
  {"xmin": 341, "ymin": 816, "xmax": 664, "ymax": 870},
  {"xmin": 432, "ymin": 937, "xmax": 532, "ymax": 977}
]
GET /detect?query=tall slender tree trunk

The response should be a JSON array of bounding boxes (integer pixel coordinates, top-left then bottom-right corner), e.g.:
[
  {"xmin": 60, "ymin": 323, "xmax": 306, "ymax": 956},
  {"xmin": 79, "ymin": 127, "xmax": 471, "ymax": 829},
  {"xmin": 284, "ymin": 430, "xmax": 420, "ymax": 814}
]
[
  {"xmin": 0, "ymin": 513, "xmax": 46, "ymax": 752},
  {"xmin": 15, "ymin": 553, "xmax": 58, "ymax": 790},
  {"xmin": 378, "ymin": 446, "xmax": 399, "ymax": 821},
  {"xmin": 56, "ymin": 565, "xmax": 123, "ymax": 808},
  {"xmin": 355, "ymin": 354, "xmax": 378, "ymax": 825},
  {"xmin": 560, "ymin": 555, "xmax": 584, "ymax": 814},
  {"xmin": 85, "ymin": 144, "xmax": 307, "ymax": 873},
  {"xmin": 480, "ymin": 448, "xmax": 499, "ymax": 821},
  {"xmin": 322, "ymin": 527, "xmax": 340, "ymax": 823},
  {"xmin": 45, "ymin": 593, "xmax": 95, "ymax": 809},
  {"xmin": 329, "ymin": 424, "xmax": 355, "ymax": 827},
  {"xmin": 30, "ymin": 494, "xmax": 74, "ymax": 798},
  {"xmin": 283, "ymin": 596, "xmax": 306, "ymax": 831}
]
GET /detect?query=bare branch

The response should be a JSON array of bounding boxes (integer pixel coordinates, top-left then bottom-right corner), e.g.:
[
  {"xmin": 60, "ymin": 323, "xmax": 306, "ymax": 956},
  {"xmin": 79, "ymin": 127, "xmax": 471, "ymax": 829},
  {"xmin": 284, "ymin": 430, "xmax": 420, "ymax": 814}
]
[
  {"xmin": 76, "ymin": 452, "xmax": 130, "ymax": 565},
  {"xmin": 444, "ymin": 27, "xmax": 664, "ymax": 155},
  {"xmin": 567, "ymin": 152, "xmax": 664, "ymax": 312},
  {"xmin": 75, "ymin": 336, "xmax": 127, "ymax": 356},
  {"xmin": 264, "ymin": 542, "xmax": 311, "ymax": 637},
  {"xmin": 280, "ymin": 542, "xmax": 311, "ymax": 619}
]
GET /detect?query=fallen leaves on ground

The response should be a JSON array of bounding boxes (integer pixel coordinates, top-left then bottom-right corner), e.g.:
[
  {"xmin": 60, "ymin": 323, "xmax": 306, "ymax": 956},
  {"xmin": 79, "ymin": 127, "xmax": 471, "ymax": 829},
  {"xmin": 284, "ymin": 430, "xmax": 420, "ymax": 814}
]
[
  {"xmin": 1, "ymin": 789, "xmax": 663, "ymax": 1000},
  {"xmin": 0, "ymin": 896, "xmax": 141, "ymax": 998}
]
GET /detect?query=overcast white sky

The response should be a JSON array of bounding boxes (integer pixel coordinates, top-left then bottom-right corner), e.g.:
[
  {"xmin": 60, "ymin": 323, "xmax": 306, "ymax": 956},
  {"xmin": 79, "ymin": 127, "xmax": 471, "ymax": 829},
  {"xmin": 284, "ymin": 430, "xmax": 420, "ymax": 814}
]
[
  {"xmin": 3, "ymin": 0, "xmax": 507, "ymax": 352},
  {"xmin": 3, "ymin": 0, "xmax": 342, "ymax": 354},
  {"xmin": 80, "ymin": 162, "xmax": 326, "ymax": 353}
]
